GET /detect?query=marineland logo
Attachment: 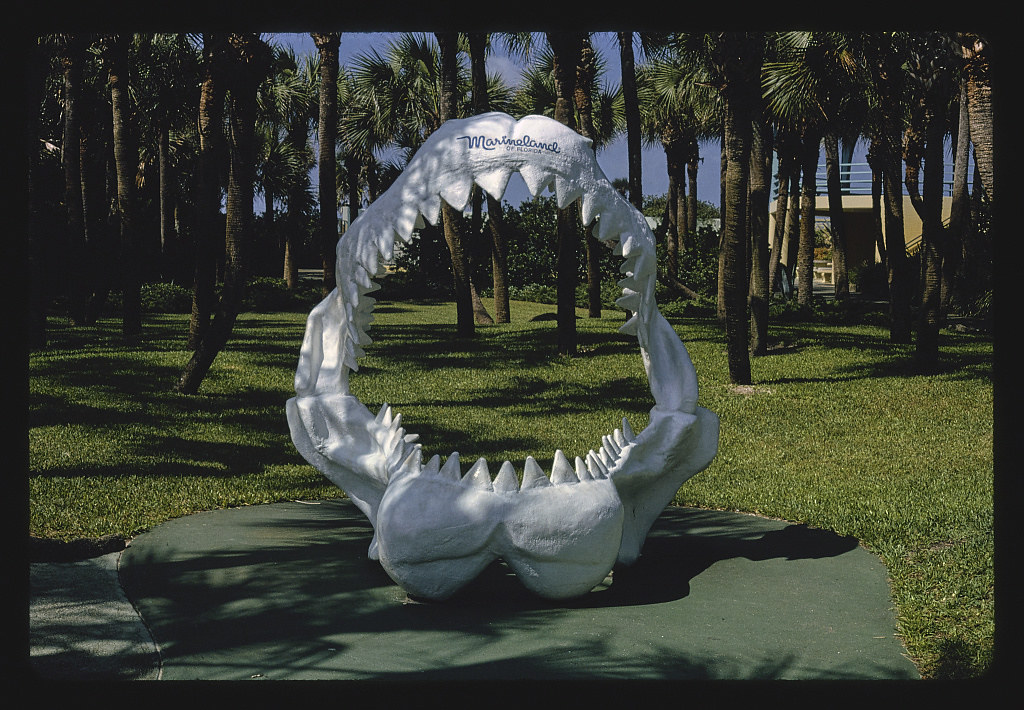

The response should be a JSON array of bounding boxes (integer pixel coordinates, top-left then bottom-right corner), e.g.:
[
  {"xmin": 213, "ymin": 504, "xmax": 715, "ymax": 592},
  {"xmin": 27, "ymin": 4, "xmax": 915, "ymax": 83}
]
[{"xmin": 457, "ymin": 134, "xmax": 561, "ymax": 155}]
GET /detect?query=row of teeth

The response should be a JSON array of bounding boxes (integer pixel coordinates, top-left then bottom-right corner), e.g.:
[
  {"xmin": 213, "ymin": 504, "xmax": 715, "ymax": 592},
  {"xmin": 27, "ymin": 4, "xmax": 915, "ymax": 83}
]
[
  {"xmin": 372, "ymin": 402, "xmax": 637, "ymax": 493},
  {"xmin": 335, "ymin": 174, "xmax": 658, "ymax": 375}
]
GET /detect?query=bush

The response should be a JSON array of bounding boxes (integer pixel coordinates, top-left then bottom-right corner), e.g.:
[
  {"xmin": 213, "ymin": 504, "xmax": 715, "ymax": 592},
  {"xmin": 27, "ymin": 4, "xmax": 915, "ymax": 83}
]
[
  {"xmin": 508, "ymin": 283, "xmax": 557, "ymax": 304},
  {"xmin": 659, "ymin": 296, "xmax": 716, "ymax": 319},
  {"xmin": 849, "ymin": 262, "xmax": 888, "ymax": 299},
  {"xmin": 243, "ymin": 277, "xmax": 320, "ymax": 312},
  {"xmin": 140, "ymin": 282, "xmax": 193, "ymax": 314}
]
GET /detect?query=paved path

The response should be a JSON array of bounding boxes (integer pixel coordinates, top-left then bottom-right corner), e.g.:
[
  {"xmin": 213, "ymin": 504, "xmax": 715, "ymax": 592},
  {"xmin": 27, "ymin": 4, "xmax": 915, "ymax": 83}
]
[{"xmin": 101, "ymin": 500, "xmax": 920, "ymax": 681}]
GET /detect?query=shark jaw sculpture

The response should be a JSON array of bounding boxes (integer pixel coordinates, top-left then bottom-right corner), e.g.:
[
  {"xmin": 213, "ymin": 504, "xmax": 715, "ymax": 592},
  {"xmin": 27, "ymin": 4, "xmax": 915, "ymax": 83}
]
[{"xmin": 286, "ymin": 113, "xmax": 719, "ymax": 601}]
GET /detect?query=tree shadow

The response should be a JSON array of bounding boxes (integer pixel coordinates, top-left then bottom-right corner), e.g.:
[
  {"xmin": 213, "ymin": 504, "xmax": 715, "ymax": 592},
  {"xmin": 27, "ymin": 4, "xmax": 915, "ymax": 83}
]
[{"xmin": 119, "ymin": 500, "xmax": 889, "ymax": 681}]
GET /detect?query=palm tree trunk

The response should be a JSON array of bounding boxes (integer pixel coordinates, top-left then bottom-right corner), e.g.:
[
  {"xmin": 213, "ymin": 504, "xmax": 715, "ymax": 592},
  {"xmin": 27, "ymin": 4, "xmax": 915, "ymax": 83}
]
[
  {"xmin": 797, "ymin": 127, "xmax": 819, "ymax": 308},
  {"xmin": 61, "ymin": 36, "xmax": 89, "ymax": 325},
  {"xmin": 717, "ymin": 127, "xmax": 727, "ymax": 322},
  {"xmin": 104, "ymin": 34, "xmax": 142, "ymax": 341},
  {"xmin": 866, "ymin": 138, "xmax": 887, "ymax": 272},
  {"xmin": 749, "ymin": 117, "xmax": 771, "ymax": 356},
  {"xmin": 435, "ymin": 31, "xmax": 475, "ymax": 338},
  {"xmin": 574, "ymin": 36, "xmax": 603, "ymax": 320},
  {"xmin": 178, "ymin": 34, "xmax": 270, "ymax": 394},
  {"xmin": 718, "ymin": 32, "xmax": 760, "ymax": 385},
  {"xmin": 158, "ymin": 122, "xmax": 176, "ymax": 280},
  {"xmin": 883, "ymin": 127, "xmax": 912, "ymax": 343},
  {"xmin": 487, "ymin": 195, "xmax": 511, "ymax": 323},
  {"xmin": 947, "ymin": 79, "xmax": 971, "ymax": 317},
  {"xmin": 27, "ymin": 37, "xmax": 48, "ymax": 347},
  {"xmin": 824, "ymin": 133, "xmax": 849, "ymax": 299},
  {"xmin": 189, "ymin": 34, "xmax": 225, "ymax": 349},
  {"xmin": 959, "ymin": 33, "xmax": 993, "ymax": 203},
  {"xmin": 547, "ymin": 31, "xmax": 584, "ymax": 356},
  {"xmin": 685, "ymin": 136, "xmax": 700, "ymax": 247},
  {"xmin": 914, "ymin": 95, "xmax": 946, "ymax": 373},
  {"xmin": 467, "ymin": 32, "xmax": 511, "ymax": 324},
  {"xmin": 768, "ymin": 132, "xmax": 794, "ymax": 296},
  {"xmin": 795, "ymin": 128, "xmax": 818, "ymax": 307},
  {"xmin": 782, "ymin": 171, "xmax": 801, "ymax": 293},
  {"xmin": 312, "ymin": 32, "xmax": 340, "ymax": 296},
  {"xmin": 663, "ymin": 133, "xmax": 681, "ymax": 279},
  {"xmin": 283, "ymin": 212, "xmax": 299, "ymax": 288},
  {"xmin": 618, "ymin": 32, "xmax": 643, "ymax": 210}
]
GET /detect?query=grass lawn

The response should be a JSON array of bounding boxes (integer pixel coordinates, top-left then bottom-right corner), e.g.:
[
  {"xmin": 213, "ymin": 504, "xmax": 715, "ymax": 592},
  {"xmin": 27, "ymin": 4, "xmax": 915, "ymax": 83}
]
[{"xmin": 28, "ymin": 295, "xmax": 994, "ymax": 679}]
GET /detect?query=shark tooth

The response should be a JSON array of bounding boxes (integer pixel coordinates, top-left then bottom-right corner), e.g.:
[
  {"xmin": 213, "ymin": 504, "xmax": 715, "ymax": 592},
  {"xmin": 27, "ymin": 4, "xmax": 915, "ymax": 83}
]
[
  {"xmin": 439, "ymin": 452, "xmax": 462, "ymax": 481},
  {"xmin": 474, "ymin": 168, "xmax": 513, "ymax": 200},
  {"xmin": 603, "ymin": 434, "xmax": 621, "ymax": 457},
  {"xmin": 580, "ymin": 194, "xmax": 600, "ymax": 226},
  {"xmin": 389, "ymin": 444, "xmax": 423, "ymax": 483},
  {"xmin": 554, "ymin": 176, "xmax": 583, "ymax": 209},
  {"xmin": 376, "ymin": 403, "xmax": 393, "ymax": 427},
  {"xmin": 493, "ymin": 461, "xmax": 519, "ymax": 493},
  {"xmin": 615, "ymin": 289, "xmax": 641, "ymax": 313},
  {"xmin": 596, "ymin": 210, "xmax": 626, "ymax": 240},
  {"xmin": 354, "ymin": 265, "xmax": 375, "ymax": 290},
  {"xmin": 520, "ymin": 456, "xmax": 551, "ymax": 490},
  {"xmin": 519, "ymin": 164, "xmax": 554, "ymax": 197},
  {"xmin": 394, "ymin": 205, "xmax": 419, "ymax": 240},
  {"xmin": 587, "ymin": 450, "xmax": 609, "ymax": 477},
  {"xmin": 422, "ymin": 454, "xmax": 441, "ymax": 477},
  {"xmin": 464, "ymin": 458, "xmax": 493, "ymax": 490},
  {"xmin": 613, "ymin": 428, "xmax": 627, "ymax": 448},
  {"xmin": 550, "ymin": 450, "xmax": 578, "ymax": 484},
  {"xmin": 618, "ymin": 313, "xmax": 641, "ymax": 337},
  {"xmin": 420, "ymin": 193, "xmax": 442, "ymax": 226},
  {"xmin": 376, "ymin": 232, "xmax": 395, "ymax": 261},
  {"xmin": 440, "ymin": 177, "xmax": 474, "ymax": 213},
  {"xmin": 575, "ymin": 456, "xmax": 593, "ymax": 481}
]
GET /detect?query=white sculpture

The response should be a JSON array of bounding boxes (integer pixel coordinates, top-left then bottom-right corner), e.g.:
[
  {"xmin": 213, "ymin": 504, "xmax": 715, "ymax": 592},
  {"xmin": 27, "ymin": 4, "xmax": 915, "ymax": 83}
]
[{"xmin": 286, "ymin": 113, "xmax": 719, "ymax": 601}]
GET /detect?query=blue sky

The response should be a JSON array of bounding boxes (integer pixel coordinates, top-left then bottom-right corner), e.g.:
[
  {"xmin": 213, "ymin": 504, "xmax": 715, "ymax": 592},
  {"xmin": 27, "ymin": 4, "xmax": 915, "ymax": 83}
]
[{"xmin": 263, "ymin": 31, "xmax": 712, "ymax": 211}]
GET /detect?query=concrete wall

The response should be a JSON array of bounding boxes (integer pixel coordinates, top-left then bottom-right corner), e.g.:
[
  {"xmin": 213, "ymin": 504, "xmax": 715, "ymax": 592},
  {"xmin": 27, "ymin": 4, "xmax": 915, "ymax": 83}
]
[{"xmin": 768, "ymin": 194, "xmax": 953, "ymax": 269}]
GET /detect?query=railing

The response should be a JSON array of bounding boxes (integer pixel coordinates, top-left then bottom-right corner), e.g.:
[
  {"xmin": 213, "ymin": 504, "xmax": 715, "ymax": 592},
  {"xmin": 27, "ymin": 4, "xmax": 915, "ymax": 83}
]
[{"xmin": 772, "ymin": 161, "xmax": 972, "ymax": 201}]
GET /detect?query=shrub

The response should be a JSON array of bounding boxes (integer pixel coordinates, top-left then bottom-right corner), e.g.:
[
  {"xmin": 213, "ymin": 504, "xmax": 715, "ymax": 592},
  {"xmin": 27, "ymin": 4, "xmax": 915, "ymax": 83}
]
[
  {"xmin": 243, "ymin": 277, "xmax": 320, "ymax": 312},
  {"xmin": 849, "ymin": 262, "xmax": 888, "ymax": 299},
  {"xmin": 140, "ymin": 282, "xmax": 193, "ymax": 314}
]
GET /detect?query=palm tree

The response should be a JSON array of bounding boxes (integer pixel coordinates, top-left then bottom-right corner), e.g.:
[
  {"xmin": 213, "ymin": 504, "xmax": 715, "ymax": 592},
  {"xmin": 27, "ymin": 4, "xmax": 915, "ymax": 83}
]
[
  {"xmin": 540, "ymin": 32, "xmax": 584, "ymax": 356},
  {"xmin": 640, "ymin": 42, "xmax": 720, "ymax": 291},
  {"xmin": 904, "ymin": 32, "xmax": 959, "ymax": 373},
  {"xmin": 467, "ymin": 32, "xmax": 512, "ymax": 323},
  {"xmin": 311, "ymin": 32, "xmax": 341, "ymax": 296},
  {"xmin": 132, "ymin": 34, "xmax": 201, "ymax": 283},
  {"xmin": 280, "ymin": 52, "xmax": 319, "ymax": 288},
  {"xmin": 763, "ymin": 32, "xmax": 862, "ymax": 304},
  {"xmin": 957, "ymin": 33, "xmax": 993, "ymax": 204},
  {"xmin": 177, "ymin": 33, "xmax": 273, "ymax": 394},
  {"xmin": 348, "ymin": 33, "xmax": 487, "ymax": 333},
  {"xmin": 56, "ymin": 34, "xmax": 89, "ymax": 325},
  {"xmin": 619, "ymin": 32, "xmax": 643, "ymax": 211},
  {"xmin": 748, "ymin": 107, "xmax": 772, "ymax": 356},
  {"xmin": 574, "ymin": 35, "xmax": 623, "ymax": 318},
  {"xmin": 188, "ymin": 33, "xmax": 227, "ymax": 350},
  {"xmin": 853, "ymin": 31, "xmax": 913, "ymax": 342},
  {"xmin": 255, "ymin": 43, "xmax": 314, "ymax": 279},
  {"xmin": 713, "ymin": 31, "xmax": 762, "ymax": 385},
  {"xmin": 98, "ymin": 33, "xmax": 142, "ymax": 341},
  {"xmin": 436, "ymin": 31, "xmax": 476, "ymax": 337}
]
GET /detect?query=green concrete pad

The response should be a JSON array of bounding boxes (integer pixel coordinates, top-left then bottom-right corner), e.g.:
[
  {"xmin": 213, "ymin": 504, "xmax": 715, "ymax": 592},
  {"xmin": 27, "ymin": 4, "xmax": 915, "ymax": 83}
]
[{"xmin": 118, "ymin": 500, "xmax": 920, "ymax": 681}]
